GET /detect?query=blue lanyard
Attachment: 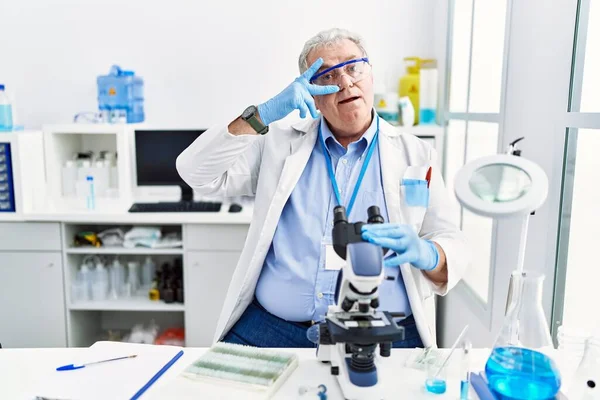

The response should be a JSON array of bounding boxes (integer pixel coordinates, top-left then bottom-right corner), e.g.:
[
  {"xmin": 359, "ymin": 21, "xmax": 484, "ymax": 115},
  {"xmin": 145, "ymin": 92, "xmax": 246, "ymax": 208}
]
[{"xmin": 318, "ymin": 116, "xmax": 380, "ymax": 216}]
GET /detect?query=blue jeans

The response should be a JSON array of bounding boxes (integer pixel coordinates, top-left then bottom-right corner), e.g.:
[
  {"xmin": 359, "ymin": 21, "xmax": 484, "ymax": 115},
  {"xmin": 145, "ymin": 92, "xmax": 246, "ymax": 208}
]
[{"xmin": 222, "ymin": 298, "xmax": 424, "ymax": 348}]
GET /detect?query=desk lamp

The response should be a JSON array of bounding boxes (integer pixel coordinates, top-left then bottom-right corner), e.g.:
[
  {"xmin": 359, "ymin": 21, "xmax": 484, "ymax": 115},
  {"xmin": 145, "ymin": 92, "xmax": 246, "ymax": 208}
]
[{"xmin": 454, "ymin": 137, "xmax": 548, "ymax": 275}]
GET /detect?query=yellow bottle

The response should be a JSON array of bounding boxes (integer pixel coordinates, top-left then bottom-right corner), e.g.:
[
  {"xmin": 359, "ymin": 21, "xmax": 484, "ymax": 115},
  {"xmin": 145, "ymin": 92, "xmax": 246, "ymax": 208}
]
[{"xmin": 399, "ymin": 57, "xmax": 422, "ymax": 125}]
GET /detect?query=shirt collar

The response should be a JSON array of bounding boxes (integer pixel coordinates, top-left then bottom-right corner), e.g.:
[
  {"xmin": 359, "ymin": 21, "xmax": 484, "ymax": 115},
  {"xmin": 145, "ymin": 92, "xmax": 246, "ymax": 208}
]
[{"xmin": 320, "ymin": 109, "xmax": 378, "ymax": 152}]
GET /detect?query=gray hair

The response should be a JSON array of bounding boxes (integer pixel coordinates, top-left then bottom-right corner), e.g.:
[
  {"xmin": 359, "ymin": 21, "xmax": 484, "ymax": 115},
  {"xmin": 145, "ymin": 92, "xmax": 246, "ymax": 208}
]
[{"xmin": 298, "ymin": 28, "xmax": 368, "ymax": 74}]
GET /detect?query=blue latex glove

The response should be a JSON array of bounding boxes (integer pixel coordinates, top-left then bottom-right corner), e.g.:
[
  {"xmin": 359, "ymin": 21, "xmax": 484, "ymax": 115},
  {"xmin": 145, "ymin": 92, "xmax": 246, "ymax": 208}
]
[
  {"xmin": 361, "ymin": 224, "xmax": 439, "ymax": 271},
  {"xmin": 257, "ymin": 58, "xmax": 339, "ymax": 126}
]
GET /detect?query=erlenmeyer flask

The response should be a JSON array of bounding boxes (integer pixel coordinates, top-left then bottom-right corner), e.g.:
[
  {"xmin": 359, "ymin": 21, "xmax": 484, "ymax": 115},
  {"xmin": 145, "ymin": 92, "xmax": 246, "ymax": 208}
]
[{"xmin": 485, "ymin": 271, "xmax": 562, "ymax": 399}]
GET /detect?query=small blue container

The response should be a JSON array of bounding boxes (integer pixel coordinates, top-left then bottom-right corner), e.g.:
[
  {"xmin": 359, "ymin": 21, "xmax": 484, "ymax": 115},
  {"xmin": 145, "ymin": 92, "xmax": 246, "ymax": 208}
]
[{"xmin": 97, "ymin": 65, "xmax": 144, "ymax": 123}]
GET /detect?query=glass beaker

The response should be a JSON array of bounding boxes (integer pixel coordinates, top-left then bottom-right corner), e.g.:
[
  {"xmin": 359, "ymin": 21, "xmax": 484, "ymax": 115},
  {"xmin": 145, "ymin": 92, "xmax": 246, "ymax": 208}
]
[
  {"xmin": 485, "ymin": 271, "xmax": 562, "ymax": 399},
  {"xmin": 568, "ymin": 335, "xmax": 600, "ymax": 400}
]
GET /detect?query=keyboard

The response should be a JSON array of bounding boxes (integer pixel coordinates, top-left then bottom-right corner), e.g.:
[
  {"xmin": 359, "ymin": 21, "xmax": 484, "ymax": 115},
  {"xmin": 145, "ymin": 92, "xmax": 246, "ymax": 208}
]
[{"xmin": 128, "ymin": 201, "xmax": 222, "ymax": 213}]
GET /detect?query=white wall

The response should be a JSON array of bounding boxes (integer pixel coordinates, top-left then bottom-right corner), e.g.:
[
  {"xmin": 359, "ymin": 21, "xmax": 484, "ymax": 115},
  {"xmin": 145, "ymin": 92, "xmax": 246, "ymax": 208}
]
[{"xmin": 1, "ymin": 0, "xmax": 438, "ymax": 129}]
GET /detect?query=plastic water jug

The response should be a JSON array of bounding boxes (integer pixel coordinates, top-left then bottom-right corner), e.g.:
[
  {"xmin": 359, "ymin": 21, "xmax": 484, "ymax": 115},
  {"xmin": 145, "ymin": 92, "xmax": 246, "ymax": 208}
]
[{"xmin": 97, "ymin": 65, "xmax": 144, "ymax": 123}]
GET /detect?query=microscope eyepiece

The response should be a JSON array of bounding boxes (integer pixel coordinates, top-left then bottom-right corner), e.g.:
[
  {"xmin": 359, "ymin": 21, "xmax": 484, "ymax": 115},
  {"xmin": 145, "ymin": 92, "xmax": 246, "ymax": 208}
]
[
  {"xmin": 367, "ymin": 206, "xmax": 384, "ymax": 224},
  {"xmin": 333, "ymin": 206, "xmax": 348, "ymax": 225}
]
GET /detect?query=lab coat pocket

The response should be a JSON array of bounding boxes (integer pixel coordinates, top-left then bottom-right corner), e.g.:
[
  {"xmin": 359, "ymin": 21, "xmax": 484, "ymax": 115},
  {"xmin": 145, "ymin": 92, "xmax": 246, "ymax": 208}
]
[
  {"xmin": 400, "ymin": 181, "xmax": 428, "ymax": 232},
  {"xmin": 401, "ymin": 179, "xmax": 429, "ymax": 207}
]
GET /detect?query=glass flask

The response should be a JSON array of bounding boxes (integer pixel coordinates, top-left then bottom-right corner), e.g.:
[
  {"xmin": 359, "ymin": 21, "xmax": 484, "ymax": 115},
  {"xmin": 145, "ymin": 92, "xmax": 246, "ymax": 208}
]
[
  {"xmin": 485, "ymin": 271, "xmax": 562, "ymax": 399},
  {"xmin": 568, "ymin": 334, "xmax": 600, "ymax": 400}
]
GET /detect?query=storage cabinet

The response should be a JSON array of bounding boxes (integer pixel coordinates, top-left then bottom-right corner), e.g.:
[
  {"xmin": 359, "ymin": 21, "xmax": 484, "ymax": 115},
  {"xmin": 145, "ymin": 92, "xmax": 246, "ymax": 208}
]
[
  {"xmin": 0, "ymin": 251, "xmax": 67, "ymax": 348},
  {"xmin": 185, "ymin": 250, "xmax": 241, "ymax": 347}
]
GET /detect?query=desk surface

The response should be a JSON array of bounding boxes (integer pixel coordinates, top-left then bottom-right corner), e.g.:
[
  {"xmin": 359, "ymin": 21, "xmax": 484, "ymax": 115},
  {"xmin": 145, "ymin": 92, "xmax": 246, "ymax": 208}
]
[
  {"xmin": 0, "ymin": 202, "xmax": 254, "ymax": 224},
  {"xmin": 0, "ymin": 345, "xmax": 580, "ymax": 400}
]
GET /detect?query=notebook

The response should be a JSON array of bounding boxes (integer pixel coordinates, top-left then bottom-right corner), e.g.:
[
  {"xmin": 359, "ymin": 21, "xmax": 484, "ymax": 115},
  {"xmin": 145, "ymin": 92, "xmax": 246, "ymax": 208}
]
[{"xmin": 32, "ymin": 341, "xmax": 184, "ymax": 400}]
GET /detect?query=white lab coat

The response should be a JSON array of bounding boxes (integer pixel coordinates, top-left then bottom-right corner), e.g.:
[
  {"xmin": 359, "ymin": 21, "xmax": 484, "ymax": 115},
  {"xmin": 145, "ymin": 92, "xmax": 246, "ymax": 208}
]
[{"xmin": 176, "ymin": 116, "xmax": 470, "ymax": 348}]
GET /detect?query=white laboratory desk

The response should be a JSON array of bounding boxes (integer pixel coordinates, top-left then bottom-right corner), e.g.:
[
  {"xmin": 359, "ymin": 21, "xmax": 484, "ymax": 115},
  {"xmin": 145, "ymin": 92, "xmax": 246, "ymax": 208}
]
[
  {"xmin": 0, "ymin": 345, "xmax": 482, "ymax": 399},
  {"xmin": 0, "ymin": 345, "xmax": 580, "ymax": 400}
]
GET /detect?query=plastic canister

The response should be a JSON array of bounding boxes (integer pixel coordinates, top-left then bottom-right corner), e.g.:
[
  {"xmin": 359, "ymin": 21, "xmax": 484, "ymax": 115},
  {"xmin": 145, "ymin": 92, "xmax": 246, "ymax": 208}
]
[
  {"xmin": 399, "ymin": 57, "xmax": 422, "ymax": 124},
  {"xmin": 97, "ymin": 65, "xmax": 144, "ymax": 123},
  {"xmin": 374, "ymin": 91, "xmax": 399, "ymax": 124}
]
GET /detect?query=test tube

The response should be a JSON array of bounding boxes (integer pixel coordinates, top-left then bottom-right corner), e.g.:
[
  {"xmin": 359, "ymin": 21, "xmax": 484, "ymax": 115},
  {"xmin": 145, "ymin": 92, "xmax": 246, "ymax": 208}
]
[{"xmin": 460, "ymin": 340, "xmax": 472, "ymax": 400}]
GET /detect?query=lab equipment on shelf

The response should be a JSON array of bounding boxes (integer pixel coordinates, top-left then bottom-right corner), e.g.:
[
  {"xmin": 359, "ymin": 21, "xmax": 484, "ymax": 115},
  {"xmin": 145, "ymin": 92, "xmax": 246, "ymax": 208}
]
[
  {"xmin": 419, "ymin": 59, "xmax": 438, "ymax": 124},
  {"xmin": 71, "ymin": 254, "xmax": 183, "ymax": 305},
  {"xmin": 85, "ymin": 176, "xmax": 95, "ymax": 210},
  {"xmin": 109, "ymin": 257, "xmax": 125, "ymax": 299},
  {"xmin": 91, "ymin": 258, "xmax": 109, "ymax": 301},
  {"xmin": 142, "ymin": 256, "xmax": 156, "ymax": 290},
  {"xmin": 62, "ymin": 150, "xmax": 118, "ymax": 200},
  {"xmin": 126, "ymin": 261, "xmax": 141, "ymax": 296},
  {"xmin": 398, "ymin": 96, "xmax": 415, "ymax": 127},
  {"xmin": 398, "ymin": 57, "xmax": 422, "ymax": 125},
  {"xmin": 97, "ymin": 65, "xmax": 144, "ymax": 123},
  {"xmin": 374, "ymin": 79, "xmax": 399, "ymax": 123},
  {"xmin": 0, "ymin": 84, "xmax": 13, "ymax": 132},
  {"xmin": 72, "ymin": 226, "xmax": 183, "ymax": 249}
]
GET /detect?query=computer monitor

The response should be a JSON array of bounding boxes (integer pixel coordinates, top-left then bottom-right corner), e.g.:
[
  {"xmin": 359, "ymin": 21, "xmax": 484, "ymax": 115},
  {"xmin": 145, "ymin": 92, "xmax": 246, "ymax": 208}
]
[{"xmin": 134, "ymin": 129, "xmax": 205, "ymax": 202}]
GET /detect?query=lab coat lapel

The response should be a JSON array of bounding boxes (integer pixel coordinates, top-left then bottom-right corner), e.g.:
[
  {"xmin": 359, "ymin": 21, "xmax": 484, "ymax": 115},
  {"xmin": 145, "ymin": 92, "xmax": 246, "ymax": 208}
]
[
  {"xmin": 278, "ymin": 119, "xmax": 319, "ymax": 200},
  {"xmin": 379, "ymin": 128, "xmax": 407, "ymax": 224}
]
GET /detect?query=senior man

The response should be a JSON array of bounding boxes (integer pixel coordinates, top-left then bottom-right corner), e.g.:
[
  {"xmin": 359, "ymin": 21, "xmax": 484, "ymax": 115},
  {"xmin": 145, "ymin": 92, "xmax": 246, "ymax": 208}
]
[{"xmin": 176, "ymin": 28, "xmax": 470, "ymax": 348}]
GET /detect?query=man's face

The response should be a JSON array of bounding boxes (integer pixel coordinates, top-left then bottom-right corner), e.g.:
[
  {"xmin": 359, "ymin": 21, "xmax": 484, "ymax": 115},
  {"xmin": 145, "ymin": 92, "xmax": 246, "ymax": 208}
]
[{"xmin": 307, "ymin": 39, "xmax": 374, "ymax": 134}]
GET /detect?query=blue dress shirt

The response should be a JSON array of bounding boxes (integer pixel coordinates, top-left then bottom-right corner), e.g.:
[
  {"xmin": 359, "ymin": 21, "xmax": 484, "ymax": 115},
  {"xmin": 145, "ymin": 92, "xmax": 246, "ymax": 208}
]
[{"xmin": 255, "ymin": 115, "xmax": 411, "ymax": 322}]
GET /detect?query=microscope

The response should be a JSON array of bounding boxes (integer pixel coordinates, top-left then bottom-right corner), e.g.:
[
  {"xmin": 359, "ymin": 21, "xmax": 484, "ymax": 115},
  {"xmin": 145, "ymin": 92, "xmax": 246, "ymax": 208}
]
[{"xmin": 315, "ymin": 205, "xmax": 407, "ymax": 400}]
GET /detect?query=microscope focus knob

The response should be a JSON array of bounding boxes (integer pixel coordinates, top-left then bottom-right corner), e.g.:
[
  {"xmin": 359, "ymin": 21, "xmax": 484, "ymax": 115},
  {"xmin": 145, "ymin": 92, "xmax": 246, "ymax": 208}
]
[
  {"xmin": 380, "ymin": 342, "xmax": 392, "ymax": 357},
  {"xmin": 370, "ymin": 297, "xmax": 380, "ymax": 309},
  {"xmin": 341, "ymin": 297, "xmax": 354, "ymax": 312}
]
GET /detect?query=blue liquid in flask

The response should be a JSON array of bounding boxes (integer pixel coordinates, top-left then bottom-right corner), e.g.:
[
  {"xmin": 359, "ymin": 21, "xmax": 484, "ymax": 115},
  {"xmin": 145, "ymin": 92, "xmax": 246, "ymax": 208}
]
[{"xmin": 485, "ymin": 347, "xmax": 561, "ymax": 400}]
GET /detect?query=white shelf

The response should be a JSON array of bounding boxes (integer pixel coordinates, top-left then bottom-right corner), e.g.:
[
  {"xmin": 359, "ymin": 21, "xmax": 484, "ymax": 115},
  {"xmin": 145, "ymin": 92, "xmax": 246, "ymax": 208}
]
[
  {"xmin": 66, "ymin": 246, "xmax": 184, "ymax": 255},
  {"xmin": 391, "ymin": 124, "xmax": 444, "ymax": 136},
  {"xmin": 69, "ymin": 297, "xmax": 184, "ymax": 311}
]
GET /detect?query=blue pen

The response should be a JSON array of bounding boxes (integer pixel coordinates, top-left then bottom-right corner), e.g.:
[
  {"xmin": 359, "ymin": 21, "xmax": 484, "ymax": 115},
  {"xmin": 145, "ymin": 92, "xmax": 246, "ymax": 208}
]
[
  {"xmin": 56, "ymin": 354, "xmax": 137, "ymax": 371},
  {"xmin": 130, "ymin": 349, "xmax": 184, "ymax": 400}
]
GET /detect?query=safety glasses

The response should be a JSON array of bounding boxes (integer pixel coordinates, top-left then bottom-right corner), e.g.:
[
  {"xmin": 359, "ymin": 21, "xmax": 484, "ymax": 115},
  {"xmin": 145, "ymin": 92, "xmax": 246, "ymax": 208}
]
[{"xmin": 310, "ymin": 58, "xmax": 371, "ymax": 87}]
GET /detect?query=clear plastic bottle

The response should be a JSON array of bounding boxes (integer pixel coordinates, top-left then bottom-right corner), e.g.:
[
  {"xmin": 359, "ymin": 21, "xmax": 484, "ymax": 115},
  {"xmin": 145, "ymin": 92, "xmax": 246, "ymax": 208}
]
[
  {"xmin": 142, "ymin": 256, "xmax": 156, "ymax": 289},
  {"xmin": 92, "ymin": 159, "xmax": 109, "ymax": 197},
  {"xmin": 91, "ymin": 259, "xmax": 109, "ymax": 301},
  {"xmin": 485, "ymin": 271, "xmax": 561, "ymax": 399},
  {"xmin": 127, "ymin": 261, "xmax": 140, "ymax": 296},
  {"xmin": 0, "ymin": 85, "xmax": 13, "ymax": 132},
  {"xmin": 61, "ymin": 160, "xmax": 77, "ymax": 197},
  {"xmin": 109, "ymin": 257, "xmax": 125, "ymax": 299},
  {"xmin": 86, "ymin": 176, "xmax": 95, "ymax": 210},
  {"xmin": 78, "ymin": 261, "xmax": 92, "ymax": 302}
]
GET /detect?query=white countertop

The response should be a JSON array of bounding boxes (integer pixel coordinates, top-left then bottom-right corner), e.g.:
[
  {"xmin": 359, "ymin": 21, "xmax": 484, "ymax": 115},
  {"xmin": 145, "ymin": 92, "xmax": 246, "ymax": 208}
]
[
  {"xmin": 0, "ymin": 343, "xmax": 580, "ymax": 400},
  {"xmin": 0, "ymin": 344, "xmax": 481, "ymax": 400},
  {"xmin": 0, "ymin": 201, "xmax": 253, "ymax": 224}
]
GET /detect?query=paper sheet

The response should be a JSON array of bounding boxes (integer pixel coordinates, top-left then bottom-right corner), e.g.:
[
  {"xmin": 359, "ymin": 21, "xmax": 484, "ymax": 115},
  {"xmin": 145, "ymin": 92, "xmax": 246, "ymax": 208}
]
[{"xmin": 32, "ymin": 341, "xmax": 183, "ymax": 400}]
